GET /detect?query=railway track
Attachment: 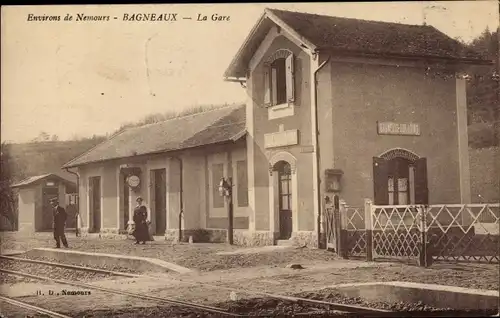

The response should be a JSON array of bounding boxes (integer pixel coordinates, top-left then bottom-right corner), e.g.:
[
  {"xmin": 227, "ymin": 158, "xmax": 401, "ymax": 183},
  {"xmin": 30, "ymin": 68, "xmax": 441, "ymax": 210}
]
[
  {"xmin": 0, "ymin": 255, "xmax": 394, "ymax": 316},
  {"xmin": 0, "ymin": 263, "xmax": 241, "ymax": 317},
  {"xmin": 0, "ymin": 294, "xmax": 71, "ymax": 318}
]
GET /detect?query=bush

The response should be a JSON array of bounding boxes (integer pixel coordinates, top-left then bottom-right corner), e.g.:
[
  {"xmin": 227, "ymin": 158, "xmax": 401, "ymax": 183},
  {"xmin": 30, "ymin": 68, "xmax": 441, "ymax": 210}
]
[{"xmin": 0, "ymin": 142, "xmax": 18, "ymax": 230}]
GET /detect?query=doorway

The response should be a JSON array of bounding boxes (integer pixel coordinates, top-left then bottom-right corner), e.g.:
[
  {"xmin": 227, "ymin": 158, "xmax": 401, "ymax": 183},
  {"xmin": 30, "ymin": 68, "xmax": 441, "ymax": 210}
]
[
  {"xmin": 123, "ymin": 174, "xmax": 130, "ymax": 230},
  {"xmin": 277, "ymin": 161, "xmax": 293, "ymax": 239},
  {"xmin": 41, "ymin": 184, "xmax": 59, "ymax": 231},
  {"xmin": 152, "ymin": 169, "xmax": 167, "ymax": 235},
  {"xmin": 88, "ymin": 176, "xmax": 101, "ymax": 232},
  {"xmin": 373, "ymin": 150, "xmax": 428, "ymax": 205}
]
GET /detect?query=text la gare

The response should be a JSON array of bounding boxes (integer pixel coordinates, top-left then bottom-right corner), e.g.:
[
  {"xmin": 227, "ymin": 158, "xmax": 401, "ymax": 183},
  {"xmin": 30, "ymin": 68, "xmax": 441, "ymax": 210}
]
[{"xmin": 197, "ymin": 14, "xmax": 230, "ymax": 22}]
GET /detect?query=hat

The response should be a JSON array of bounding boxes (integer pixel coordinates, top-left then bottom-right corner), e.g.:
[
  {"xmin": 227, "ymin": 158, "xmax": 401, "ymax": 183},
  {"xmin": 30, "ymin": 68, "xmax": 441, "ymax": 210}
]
[
  {"xmin": 136, "ymin": 197, "xmax": 143, "ymax": 202},
  {"xmin": 50, "ymin": 197, "xmax": 59, "ymax": 204}
]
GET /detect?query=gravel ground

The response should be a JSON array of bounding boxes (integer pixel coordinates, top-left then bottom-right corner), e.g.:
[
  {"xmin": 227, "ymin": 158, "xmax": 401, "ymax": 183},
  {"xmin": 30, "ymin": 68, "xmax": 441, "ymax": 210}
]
[
  {"xmin": 14, "ymin": 255, "xmax": 140, "ymax": 274},
  {"xmin": 0, "ymin": 272, "xmax": 41, "ymax": 285},
  {"xmin": 0, "ymin": 301, "xmax": 50, "ymax": 318},
  {"xmin": 1, "ymin": 234, "xmax": 339, "ymax": 271},
  {"xmin": 218, "ymin": 262, "xmax": 499, "ymax": 293},
  {"xmin": 0, "ymin": 259, "xmax": 117, "ymax": 283},
  {"xmin": 71, "ymin": 242, "xmax": 340, "ymax": 272},
  {"xmin": 63, "ymin": 293, "xmax": 498, "ymax": 317}
]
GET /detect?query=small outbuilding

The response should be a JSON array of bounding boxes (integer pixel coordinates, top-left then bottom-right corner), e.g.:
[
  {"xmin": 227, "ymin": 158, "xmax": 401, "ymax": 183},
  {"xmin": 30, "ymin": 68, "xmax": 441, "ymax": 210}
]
[{"xmin": 12, "ymin": 173, "xmax": 76, "ymax": 232}]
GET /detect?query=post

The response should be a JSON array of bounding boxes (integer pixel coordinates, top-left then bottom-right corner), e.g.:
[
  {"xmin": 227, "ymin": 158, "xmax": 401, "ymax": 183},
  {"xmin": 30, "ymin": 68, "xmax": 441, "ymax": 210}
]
[
  {"xmin": 364, "ymin": 199, "xmax": 373, "ymax": 261},
  {"xmin": 227, "ymin": 177, "xmax": 234, "ymax": 245},
  {"xmin": 418, "ymin": 205, "xmax": 433, "ymax": 267},
  {"xmin": 338, "ymin": 199, "xmax": 348, "ymax": 259}
]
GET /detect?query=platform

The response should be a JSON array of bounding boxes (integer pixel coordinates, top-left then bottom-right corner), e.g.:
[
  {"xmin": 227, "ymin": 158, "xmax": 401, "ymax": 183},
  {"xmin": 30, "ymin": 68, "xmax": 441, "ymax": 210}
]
[
  {"xmin": 326, "ymin": 281, "xmax": 499, "ymax": 310},
  {"xmin": 23, "ymin": 248, "xmax": 193, "ymax": 274}
]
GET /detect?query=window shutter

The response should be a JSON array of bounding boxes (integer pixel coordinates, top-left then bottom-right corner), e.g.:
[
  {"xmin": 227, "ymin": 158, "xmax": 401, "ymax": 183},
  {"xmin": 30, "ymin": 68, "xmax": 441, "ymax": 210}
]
[
  {"xmin": 373, "ymin": 157, "xmax": 389, "ymax": 205},
  {"xmin": 264, "ymin": 66, "xmax": 271, "ymax": 106},
  {"xmin": 285, "ymin": 53, "xmax": 295, "ymax": 103},
  {"xmin": 271, "ymin": 68, "xmax": 278, "ymax": 105},
  {"xmin": 414, "ymin": 158, "xmax": 429, "ymax": 205}
]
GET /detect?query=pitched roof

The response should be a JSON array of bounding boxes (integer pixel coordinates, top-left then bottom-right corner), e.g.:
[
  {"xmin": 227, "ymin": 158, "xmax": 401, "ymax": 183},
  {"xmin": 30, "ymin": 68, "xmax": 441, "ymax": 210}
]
[
  {"xmin": 12, "ymin": 173, "xmax": 75, "ymax": 189},
  {"xmin": 225, "ymin": 8, "xmax": 491, "ymax": 78},
  {"xmin": 62, "ymin": 104, "xmax": 246, "ymax": 168}
]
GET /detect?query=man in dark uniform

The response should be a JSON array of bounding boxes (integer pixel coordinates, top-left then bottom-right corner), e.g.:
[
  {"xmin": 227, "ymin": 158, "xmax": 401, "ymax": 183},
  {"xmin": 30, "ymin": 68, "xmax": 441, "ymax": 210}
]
[{"xmin": 50, "ymin": 198, "xmax": 68, "ymax": 248}]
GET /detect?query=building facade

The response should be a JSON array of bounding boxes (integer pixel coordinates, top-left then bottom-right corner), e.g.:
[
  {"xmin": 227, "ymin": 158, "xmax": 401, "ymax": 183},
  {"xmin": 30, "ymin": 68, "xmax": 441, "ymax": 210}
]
[
  {"xmin": 12, "ymin": 174, "xmax": 76, "ymax": 233},
  {"xmin": 63, "ymin": 9, "xmax": 492, "ymax": 247}
]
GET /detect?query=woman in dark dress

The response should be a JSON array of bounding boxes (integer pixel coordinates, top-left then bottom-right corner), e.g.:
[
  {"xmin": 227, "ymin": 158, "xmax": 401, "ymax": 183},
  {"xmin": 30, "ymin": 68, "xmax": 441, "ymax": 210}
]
[{"xmin": 133, "ymin": 197, "xmax": 149, "ymax": 244}]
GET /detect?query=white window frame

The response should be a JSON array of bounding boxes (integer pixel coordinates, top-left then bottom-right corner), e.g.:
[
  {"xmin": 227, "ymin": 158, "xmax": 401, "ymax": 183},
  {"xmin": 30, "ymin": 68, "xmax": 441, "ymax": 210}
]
[{"xmin": 264, "ymin": 49, "xmax": 296, "ymax": 120}]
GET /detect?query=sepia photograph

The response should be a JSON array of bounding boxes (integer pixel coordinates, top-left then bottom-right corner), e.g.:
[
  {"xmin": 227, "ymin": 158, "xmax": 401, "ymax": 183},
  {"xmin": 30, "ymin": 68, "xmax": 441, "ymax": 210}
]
[{"xmin": 1, "ymin": 2, "xmax": 499, "ymax": 317}]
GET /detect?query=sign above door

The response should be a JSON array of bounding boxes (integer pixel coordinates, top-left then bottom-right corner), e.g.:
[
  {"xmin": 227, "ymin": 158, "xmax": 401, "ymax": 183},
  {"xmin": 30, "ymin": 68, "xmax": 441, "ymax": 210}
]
[{"xmin": 377, "ymin": 122, "xmax": 420, "ymax": 136}]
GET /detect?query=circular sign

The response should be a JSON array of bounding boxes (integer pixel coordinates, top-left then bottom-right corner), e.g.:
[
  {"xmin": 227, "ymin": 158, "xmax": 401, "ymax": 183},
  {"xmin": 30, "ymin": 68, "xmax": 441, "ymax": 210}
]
[{"xmin": 127, "ymin": 175, "xmax": 140, "ymax": 188}]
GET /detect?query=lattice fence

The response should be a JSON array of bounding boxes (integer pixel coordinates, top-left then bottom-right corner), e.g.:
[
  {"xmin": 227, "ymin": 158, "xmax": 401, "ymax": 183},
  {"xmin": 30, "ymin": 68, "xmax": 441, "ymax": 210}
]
[
  {"xmin": 371, "ymin": 205, "xmax": 423, "ymax": 259},
  {"xmin": 343, "ymin": 206, "xmax": 367, "ymax": 257},
  {"xmin": 426, "ymin": 204, "xmax": 499, "ymax": 263}
]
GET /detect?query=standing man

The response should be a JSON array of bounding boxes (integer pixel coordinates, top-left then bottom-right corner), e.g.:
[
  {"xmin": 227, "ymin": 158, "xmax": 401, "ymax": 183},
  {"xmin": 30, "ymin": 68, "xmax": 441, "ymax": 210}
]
[{"xmin": 51, "ymin": 198, "xmax": 68, "ymax": 248}]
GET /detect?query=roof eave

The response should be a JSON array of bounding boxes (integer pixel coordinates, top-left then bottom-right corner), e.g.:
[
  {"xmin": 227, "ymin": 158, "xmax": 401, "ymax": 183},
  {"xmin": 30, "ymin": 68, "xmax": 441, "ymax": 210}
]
[
  {"xmin": 12, "ymin": 173, "xmax": 75, "ymax": 188},
  {"xmin": 315, "ymin": 47, "xmax": 494, "ymax": 65},
  {"xmin": 223, "ymin": 12, "xmax": 267, "ymax": 79},
  {"xmin": 224, "ymin": 8, "xmax": 319, "ymax": 79},
  {"xmin": 223, "ymin": 76, "xmax": 247, "ymax": 83}
]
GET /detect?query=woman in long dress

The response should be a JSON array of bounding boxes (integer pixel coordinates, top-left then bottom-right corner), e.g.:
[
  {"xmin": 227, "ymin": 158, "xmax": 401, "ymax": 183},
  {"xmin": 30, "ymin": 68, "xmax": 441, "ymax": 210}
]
[{"xmin": 133, "ymin": 197, "xmax": 149, "ymax": 244}]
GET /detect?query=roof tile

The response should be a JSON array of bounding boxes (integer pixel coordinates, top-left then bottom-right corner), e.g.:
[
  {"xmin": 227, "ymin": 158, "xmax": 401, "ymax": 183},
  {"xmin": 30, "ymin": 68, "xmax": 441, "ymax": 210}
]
[
  {"xmin": 63, "ymin": 105, "xmax": 246, "ymax": 168},
  {"xmin": 268, "ymin": 9, "xmax": 485, "ymax": 60}
]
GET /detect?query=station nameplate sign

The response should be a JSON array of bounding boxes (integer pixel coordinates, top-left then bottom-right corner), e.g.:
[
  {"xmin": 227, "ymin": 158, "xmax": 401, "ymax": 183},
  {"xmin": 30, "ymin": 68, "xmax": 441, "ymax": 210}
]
[
  {"xmin": 377, "ymin": 122, "xmax": 420, "ymax": 136},
  {"xmin": 264, "ymin": 129, "xmax": 298, "ymax": 149}
]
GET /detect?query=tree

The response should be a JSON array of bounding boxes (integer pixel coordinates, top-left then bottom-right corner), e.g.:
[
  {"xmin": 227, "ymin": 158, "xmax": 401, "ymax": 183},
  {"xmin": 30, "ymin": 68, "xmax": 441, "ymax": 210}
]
[
  {"xmin": 466, "ymin": 27, "xmax": 499, "ymax": 148},
  {"xmin": 0, "ymin": 142, "xmax": 18, "ymax": 230},
  {"xmin": 32, "ymin": 131, "xmax": 50, "ymax": 142}
]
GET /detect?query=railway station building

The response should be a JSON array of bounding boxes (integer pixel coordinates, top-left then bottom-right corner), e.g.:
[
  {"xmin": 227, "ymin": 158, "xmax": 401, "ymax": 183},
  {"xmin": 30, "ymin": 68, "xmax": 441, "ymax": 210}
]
[{"xmin": 62, "ymin": 9, "xmax": 491, "ymax": 247}]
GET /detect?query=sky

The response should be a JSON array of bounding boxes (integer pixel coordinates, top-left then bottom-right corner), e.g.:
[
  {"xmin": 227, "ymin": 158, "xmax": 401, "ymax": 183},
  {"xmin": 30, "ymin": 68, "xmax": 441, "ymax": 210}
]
[{"xmin": 1, "ymin": 2, "xmax": 498, "ymax": 143}]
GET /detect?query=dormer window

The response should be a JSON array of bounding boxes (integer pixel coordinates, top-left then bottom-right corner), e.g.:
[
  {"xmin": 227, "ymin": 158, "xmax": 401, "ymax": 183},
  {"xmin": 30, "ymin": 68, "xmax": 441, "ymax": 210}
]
[{"xmin": 264, "ymin": 49, "xmax": 295, "ymax": 107}]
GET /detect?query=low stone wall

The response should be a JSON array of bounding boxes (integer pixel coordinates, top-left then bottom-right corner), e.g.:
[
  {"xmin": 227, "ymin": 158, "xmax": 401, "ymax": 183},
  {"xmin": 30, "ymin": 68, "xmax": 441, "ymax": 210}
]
[
  {"xmin": 291, "ymin": 231, "xmax": 320, "ymax": 248},
  {"xmin": 330, "ymin": 281, "xmax": 498, "ymax": 310},
  {"xmin": 164, "ymin": 229, "xmax": 275, "ymax": 246},
  {"xmin": 24, "ymin": 248, "xmax": 191, "ymax": 273},
  {"xmin": 78, "ymin": 227, "xmax": 322, "ymax": 248}
]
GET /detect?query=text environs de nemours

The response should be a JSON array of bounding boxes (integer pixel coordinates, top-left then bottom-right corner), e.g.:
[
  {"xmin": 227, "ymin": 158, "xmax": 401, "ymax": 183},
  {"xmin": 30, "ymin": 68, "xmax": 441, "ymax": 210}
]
[{"xmin": 27, "ymin": 13, "xmax": 111, "ymax": 22}]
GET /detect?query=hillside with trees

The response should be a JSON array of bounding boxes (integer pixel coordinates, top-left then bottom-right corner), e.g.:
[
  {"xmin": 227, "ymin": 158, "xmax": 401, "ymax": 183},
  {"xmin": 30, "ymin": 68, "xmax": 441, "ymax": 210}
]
[{"xmin": 466, "ymin": 27, "xmax": 499, "ymax": 149}]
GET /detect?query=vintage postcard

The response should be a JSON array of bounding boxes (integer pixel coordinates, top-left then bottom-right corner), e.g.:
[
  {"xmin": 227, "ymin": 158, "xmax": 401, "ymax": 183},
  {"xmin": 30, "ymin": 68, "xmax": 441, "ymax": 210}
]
[{"xmin": 1, "ymin": 2, "xmax": 499, "ymax": 317}]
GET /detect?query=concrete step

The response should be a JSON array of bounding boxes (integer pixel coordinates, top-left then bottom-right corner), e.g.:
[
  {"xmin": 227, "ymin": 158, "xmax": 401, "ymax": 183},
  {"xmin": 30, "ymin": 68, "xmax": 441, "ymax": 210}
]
[{"xmin": 276, "ymin": 239, "xmax": 294, "ymax": 246}]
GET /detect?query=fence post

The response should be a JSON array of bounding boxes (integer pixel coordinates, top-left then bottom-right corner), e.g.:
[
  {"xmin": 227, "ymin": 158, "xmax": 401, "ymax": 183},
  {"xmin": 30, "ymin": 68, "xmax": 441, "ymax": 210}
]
[
  {"xmin": 418, "ymin": 205, "xmax": 433, "ymax": 268},
  {"xmin": 338, "ymin": 200, "xmax": 348, "ymax": 259},
  {"xmin": 364, "ymin": 198, "xmax": 373, "ymax": 262}
]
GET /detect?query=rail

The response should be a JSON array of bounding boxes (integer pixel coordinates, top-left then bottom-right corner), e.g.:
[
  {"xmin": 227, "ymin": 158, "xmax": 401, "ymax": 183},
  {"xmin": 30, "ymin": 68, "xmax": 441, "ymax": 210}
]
[
  {"xmin": 0, "ymin": 257, "xmax": 393, "ymax": 315},
  {"xmin": 0, "ymin": 268, "xmax": 241, "ymax": 317},
  {"xmin": 0, "ymin": 295, "xmax": 72, "ymax": 318}
]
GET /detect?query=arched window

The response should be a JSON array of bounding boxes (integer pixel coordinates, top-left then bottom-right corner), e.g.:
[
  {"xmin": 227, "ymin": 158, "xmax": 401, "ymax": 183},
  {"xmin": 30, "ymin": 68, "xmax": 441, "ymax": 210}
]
[
  {"xmin": 373, "ymin": 149, "xmax": 428, "ymax": 205},
  {"xmin": 264, "ymin": 49, "xmax": 295, "ymax": 107}
]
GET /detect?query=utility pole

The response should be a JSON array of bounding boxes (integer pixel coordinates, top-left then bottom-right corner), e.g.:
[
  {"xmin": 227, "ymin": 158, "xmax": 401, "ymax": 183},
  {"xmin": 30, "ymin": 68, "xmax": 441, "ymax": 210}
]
[
  {"xmin": 219, "ymin": 177, "xmax": 234, "ymax": 245},
  {"xmin": 227, "ymin": 177, "xmax": 234, "ymax": 245}
]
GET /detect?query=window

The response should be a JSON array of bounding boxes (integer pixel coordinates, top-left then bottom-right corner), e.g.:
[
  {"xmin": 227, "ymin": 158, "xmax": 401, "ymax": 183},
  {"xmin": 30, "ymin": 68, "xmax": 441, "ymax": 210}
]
[
  {"xmin": 212, "ymin": 164, "xmax": 225, "ymax": 208},
  {"xmin": 388, "ymin": 177, "xmax": 395, "ymax": 205},
  {"xmin": 236, "ymin": 160, "xmax": 248, "ymax": 207},
  {"xmin": 264, "ymin": 50, "xmax": 295, "ymax": 107},
  {"xmin": 278, "ymin": 163, "xmax": 292, "ymax": 211},
  {"xmin": 388, "ymin": 176, "xmax": 409, "ymax": 205}
]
